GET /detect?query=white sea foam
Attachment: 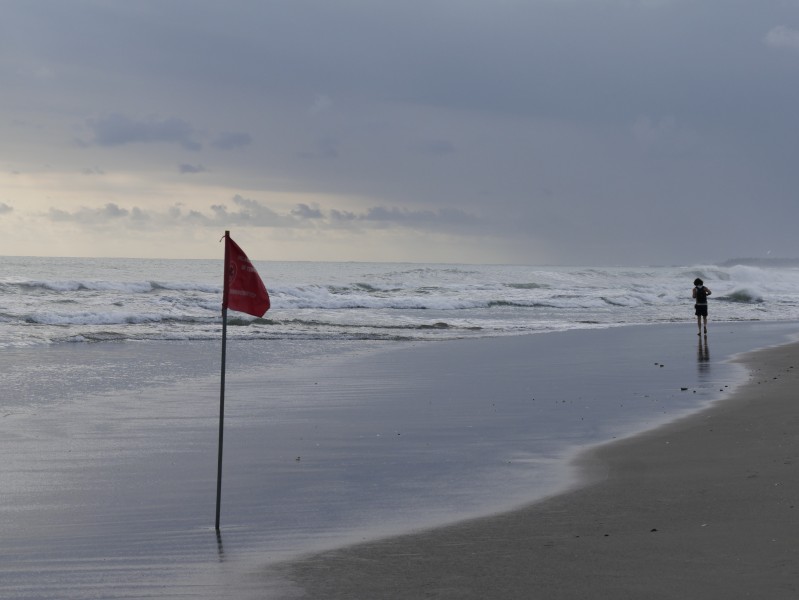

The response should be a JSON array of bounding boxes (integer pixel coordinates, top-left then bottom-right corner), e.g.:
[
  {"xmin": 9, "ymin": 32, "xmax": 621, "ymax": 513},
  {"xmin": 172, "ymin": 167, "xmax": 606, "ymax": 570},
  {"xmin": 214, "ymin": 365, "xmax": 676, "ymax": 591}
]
[{"xmin": 1, "ymin": 257, "xmax": 798, "ymax": 348}]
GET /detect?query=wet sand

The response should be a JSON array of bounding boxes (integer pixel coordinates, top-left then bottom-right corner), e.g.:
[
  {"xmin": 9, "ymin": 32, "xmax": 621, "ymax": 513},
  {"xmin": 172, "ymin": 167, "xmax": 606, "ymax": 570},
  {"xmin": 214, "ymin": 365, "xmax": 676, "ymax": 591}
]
[
  {"xmin": 281, "ymin": 341, "xmax": 799, "ymax": 599},
  {"xmin": 3, "ymin": 325, "xmax": 799, "ymax": 599}
]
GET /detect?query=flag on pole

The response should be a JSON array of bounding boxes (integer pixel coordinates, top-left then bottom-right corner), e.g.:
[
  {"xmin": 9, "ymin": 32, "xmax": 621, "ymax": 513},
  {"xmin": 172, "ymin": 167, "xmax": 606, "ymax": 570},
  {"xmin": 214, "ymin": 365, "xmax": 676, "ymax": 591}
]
[
  {"xmin": 223, "ymin": 234, "xmax": 270, "ymax": 317},
  {"xmin": 216, "ymin": 232, "xmax": 270, "ymax": 531}
]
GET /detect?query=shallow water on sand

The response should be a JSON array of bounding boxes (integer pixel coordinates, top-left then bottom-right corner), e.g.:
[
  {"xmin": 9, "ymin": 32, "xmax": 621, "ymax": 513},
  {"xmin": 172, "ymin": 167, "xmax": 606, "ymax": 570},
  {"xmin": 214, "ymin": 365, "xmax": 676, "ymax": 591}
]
[{"xmin": 1, "ymin": 322, "xmax": 797, "ymax": 598}]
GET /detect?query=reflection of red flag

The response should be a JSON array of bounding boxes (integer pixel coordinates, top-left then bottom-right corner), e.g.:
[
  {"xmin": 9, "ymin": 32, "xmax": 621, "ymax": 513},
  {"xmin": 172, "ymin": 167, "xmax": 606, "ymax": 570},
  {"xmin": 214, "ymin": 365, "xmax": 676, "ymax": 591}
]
[{"xmin": 223, "ymin": 234, "xmax": 270, "ymax": 317}]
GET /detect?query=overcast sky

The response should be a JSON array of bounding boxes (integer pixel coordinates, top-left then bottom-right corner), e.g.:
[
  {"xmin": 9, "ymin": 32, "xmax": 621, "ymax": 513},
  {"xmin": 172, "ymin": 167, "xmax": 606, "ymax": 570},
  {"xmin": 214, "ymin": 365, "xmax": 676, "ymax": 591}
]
[{"xmin": 2, "ymin": 0, "xmax": 798, "ymax": 265}]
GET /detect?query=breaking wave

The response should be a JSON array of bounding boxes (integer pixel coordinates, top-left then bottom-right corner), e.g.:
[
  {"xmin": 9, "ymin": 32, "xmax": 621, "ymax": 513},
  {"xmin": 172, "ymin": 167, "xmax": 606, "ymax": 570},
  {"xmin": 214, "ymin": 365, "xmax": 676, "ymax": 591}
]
[
  {"xmin": 2, "ymin": 257, "xmax": 799, "ymax": 348},
  {"xmin": 718, "ymin": 289, "xmax": 764, "ymax": 304}
]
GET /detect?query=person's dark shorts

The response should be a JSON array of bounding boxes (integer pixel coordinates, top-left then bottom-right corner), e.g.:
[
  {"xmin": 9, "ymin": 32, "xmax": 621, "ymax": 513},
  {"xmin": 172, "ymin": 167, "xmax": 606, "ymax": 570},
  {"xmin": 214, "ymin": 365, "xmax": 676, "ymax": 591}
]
[{"xmin": 695, "ymin": 304, "xmax": 708, "ymax": 317}]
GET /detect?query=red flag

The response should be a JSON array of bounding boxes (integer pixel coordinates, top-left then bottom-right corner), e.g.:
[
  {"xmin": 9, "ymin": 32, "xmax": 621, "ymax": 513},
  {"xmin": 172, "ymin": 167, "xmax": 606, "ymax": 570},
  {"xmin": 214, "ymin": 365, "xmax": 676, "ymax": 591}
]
[{"xmin": 223, "ymin": 234, "xmax": 270, "ymax": 317}]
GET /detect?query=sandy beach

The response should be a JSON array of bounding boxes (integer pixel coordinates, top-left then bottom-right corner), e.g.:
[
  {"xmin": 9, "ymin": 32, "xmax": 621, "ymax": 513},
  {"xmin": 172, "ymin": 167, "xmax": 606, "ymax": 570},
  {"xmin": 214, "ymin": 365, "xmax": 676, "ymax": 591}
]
[{"xmin": 280, "ymin": 340, "xmax": 799, "ymax": 599}]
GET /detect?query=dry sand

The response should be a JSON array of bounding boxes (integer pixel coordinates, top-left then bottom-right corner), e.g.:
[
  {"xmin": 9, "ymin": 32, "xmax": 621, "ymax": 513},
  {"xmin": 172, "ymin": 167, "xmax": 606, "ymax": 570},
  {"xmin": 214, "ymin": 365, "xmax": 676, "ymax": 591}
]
[{"xmin": 279, "ymin": 341, "xmax": 799, "ymax": 599}]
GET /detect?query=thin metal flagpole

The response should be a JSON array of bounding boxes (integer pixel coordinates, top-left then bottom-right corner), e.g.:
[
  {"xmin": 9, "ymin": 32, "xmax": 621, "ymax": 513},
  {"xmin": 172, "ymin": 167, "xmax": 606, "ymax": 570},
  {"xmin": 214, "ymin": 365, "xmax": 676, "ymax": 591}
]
[
  {"xmin": 215, "ymin": 306, "xmax": 228, "ymax": 531},
  {"xmin": 216, "ymin": 231, "xmax": 231, "ymax": 531}
]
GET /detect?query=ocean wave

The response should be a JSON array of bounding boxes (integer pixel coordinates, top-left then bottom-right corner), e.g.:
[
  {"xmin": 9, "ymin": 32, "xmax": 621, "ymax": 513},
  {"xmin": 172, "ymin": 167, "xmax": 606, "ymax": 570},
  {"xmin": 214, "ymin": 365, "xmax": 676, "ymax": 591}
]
[
  {"xmin": 65, "ymin": 331, "xmax": 130, "ymax": 343},
  {"xmin": 151, "ymin": 281, "xmax": 220, "ymax": 293},
  {"xmin": 257, "ymin": 317, "xmax": 480, "ymax": 333},
  {"xmin": 2, "ymin": 279, "xmax": 219, "ymax": 295},
  {"xmin": 717, "ymin": 289, "xmax": 764, "ymax": 304},
  {"xmin": 5, "ymin": 258, "xmax": 799, "ymax": 350},
  {"xmin": 505, "ymin": 283, "xmax": 549, "ymax": 290},
  {"xmin": 23, "ymin": 311, "xmax": 218, "ymax": 326},
  {"xmin": 34, "ymin": 324, "xmax": 481, "ymax": 346},
  {"xmin": 277, "ymin": 286, "xmax": 482, "ymax": 310}
]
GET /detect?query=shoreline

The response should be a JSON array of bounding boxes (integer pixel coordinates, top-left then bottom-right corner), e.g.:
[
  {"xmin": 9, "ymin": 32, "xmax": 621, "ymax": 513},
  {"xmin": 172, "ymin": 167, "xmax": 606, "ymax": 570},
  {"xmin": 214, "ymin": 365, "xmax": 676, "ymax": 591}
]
[{"xmin": 278, "ymin": 338, "xmax": 799, "ymax": 599}]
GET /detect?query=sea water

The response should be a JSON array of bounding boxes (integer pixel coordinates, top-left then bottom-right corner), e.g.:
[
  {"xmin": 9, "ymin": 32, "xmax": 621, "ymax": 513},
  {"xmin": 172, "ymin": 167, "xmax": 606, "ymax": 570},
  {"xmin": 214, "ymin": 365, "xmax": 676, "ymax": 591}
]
[
  {"xmin": 2, "ymin": 257, "xmax": 799, "ymax": 598},
  {"xmin": 2, "ymin": 257, "xmax": 798, "ymax": 350},
  {"xmin": 4, "ymin": 257, "xmax": 796, "ymax": 415}
]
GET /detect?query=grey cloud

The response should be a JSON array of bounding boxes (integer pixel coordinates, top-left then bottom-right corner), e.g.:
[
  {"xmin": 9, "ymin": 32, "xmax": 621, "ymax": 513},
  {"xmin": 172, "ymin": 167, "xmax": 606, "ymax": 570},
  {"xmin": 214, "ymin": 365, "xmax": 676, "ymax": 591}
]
[
  {"xmin": 228, "ymin": 195, "xmax": 296, "ymax": 226},
  {"xmin": 130, "ymin": 207, "xmax": 150, "ymax": 222},
  {"xmin": 11, "ymin": 2, "xmax": 799, "ymax": 130},
  {"xmin": 765, "ymin": 26, "xmax": 799, "ymax": 50},
  {"xmin": 414, "ymin": 140, "xmax": 457, "ymax": 156},
  {"xmin": 292, "ymin": 203, "xmax": 324, "ymax": 219},
  {"xmin": 182, "ymin": 209, "xmax": 207, "ymax": 223},
  {"xmin": 631, "ymin": 116, "xmax": 700, "ymax": 157},
  {"xmin": 48, "ymin": 203, "xmax": 131, "ymax": 224},
  {"xmin": 44, "ymin": 196, "xmax": 483, "ymax": 235},
  {"xmin": 0, "ymin": 203, "xmax": 12, "ymax": 214},
  {"xmin": 179, "ymin": 164, "xmax": 207, "ymax": 174},
  {"xmin": 330, "ymin": 209, "xmax": 357, "ymax": 222},
  {"xmin": 297, "ymin": 203, "xmax": 484, "ymax": 234},
  {"xmin": 48, "ymin": 209, "xmax": 73, "ymax": 222},
  {"xmin": 184, "ymin": 195, "xmax": 299, "ymax": 228},
  {"xmin": 212, "ymin": 132, "xmax": 253, "ymax": 150},
  {"xmin": 7, "ymin": 0, "xmax": 799, "ymax": 264},
  {"xmin": 48, "ymin": 202, "xmax": 206, "ymax": 228},
  {"xmin": 299, "ymin": 137, "xmax": 340, "ymax": 160},
  {"xmin": 164, "ymin": 197, "xmax": 317, "ymax": 228},
  {"xmin": 85, "ymin": 114, "xmax": 201, "ymax": 150},
  {"xmin": 309, "ymin": 94, "xmax": 333, "ymax": 116},
  {"xmin": 81, "ymin": 167, "xmax": 106, "ymax": 175},
  {"xmin": 361, "ymin": 206, "xmax": 481, "ymax": 231}
]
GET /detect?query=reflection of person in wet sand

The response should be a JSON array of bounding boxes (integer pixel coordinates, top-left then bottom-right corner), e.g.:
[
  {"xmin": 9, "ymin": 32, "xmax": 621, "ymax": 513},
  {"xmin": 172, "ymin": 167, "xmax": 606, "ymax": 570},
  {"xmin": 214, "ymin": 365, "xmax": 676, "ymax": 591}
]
[
  {"xmin": 692, "ymin": 278, "xmax": 712, "ymax": 336},
  {"xmin": 697, "ymin": 335, "xmax": 710, "ymax": 375}
]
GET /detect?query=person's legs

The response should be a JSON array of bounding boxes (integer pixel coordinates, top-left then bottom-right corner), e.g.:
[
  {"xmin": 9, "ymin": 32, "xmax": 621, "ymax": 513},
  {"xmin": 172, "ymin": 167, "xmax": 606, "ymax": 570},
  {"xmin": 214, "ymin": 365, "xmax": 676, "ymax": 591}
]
[{"xmin": 696, "ymin": 306, "xmax": 708, "ymax": 335}]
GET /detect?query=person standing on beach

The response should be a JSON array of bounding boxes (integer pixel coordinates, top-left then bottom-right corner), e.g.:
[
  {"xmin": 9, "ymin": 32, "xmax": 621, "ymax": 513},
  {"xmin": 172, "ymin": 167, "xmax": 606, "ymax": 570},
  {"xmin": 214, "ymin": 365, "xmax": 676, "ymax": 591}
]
[{"xmin": 692, "ymin": 278, "xmax": 711, "ymax": 335}]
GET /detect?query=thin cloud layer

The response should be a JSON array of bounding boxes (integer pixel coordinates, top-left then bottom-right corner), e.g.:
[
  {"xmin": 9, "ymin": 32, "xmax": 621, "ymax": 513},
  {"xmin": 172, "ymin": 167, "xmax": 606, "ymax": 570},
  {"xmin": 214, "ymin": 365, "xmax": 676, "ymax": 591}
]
[
  {"xmin": 42, "ymin": 195, "xmax": 484, "ymax": 236},
  {"xmin": 48, "ymin": 203, "xmax": 149, "ymax": 226}
]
